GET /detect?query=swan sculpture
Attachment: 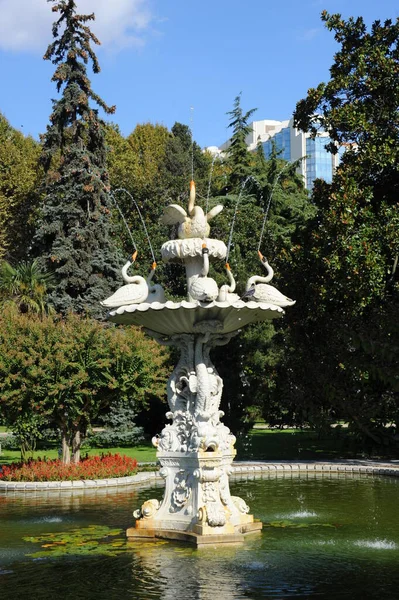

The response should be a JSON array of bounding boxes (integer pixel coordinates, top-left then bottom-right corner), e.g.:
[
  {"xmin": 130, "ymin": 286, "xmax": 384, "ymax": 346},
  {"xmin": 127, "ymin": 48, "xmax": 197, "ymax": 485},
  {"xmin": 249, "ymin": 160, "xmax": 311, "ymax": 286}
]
[
  {"xmin": 188, "ymin": 244, "xmax": 219, "ymax": 303},
  {"xmin": 161, "ymin": 180, "xmax": 223, "ymax": 239},
  {"xmin": 217, "ymin": 263, "xmax": 240, "ymax": 304},
  {"xmin": 245, "ymin": 251, "xmax": 296, "ymax": 307},
  {"xmin": 101, "ymin": 253, "xmax": 165, "ymax": 308}
]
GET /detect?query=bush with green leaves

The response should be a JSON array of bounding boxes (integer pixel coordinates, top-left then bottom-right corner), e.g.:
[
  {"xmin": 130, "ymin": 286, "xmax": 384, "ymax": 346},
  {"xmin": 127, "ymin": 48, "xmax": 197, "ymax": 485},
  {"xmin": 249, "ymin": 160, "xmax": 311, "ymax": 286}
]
[
  {"xmin": 89, "ymin": 398, "xmax": 145, "ymax": 448},
  {"xmin": 0, "ymin": 309, "xmax": 169, "ymax": 463}
]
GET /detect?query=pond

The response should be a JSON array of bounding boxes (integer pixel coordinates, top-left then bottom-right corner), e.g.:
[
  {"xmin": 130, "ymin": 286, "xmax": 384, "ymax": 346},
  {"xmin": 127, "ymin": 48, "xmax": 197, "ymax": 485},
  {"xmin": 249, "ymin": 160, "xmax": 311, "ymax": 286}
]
[{"xmin": 1, "ymin": 472, "xmax": 399, "ymax": 599}]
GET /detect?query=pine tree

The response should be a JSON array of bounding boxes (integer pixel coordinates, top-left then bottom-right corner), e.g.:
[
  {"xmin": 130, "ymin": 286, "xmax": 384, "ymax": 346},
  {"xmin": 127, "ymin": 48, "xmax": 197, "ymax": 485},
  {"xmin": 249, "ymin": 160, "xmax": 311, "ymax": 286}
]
[
  {"xmin": 225, "ymin": 94, "xmax": 257, "ymax": 189},
  {"xmin": 32, "ymin": 0, "xmax": 121, "ymax": 317}
]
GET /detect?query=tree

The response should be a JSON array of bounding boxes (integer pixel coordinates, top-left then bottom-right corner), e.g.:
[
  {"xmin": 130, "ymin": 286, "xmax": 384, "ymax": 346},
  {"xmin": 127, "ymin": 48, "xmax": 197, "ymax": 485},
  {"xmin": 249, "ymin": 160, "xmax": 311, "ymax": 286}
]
[
  {"xmin": 32, "ymin": 0, "xmax": 122, "ymax": 317},
  {"xmin": 206, "ymin": 135, "xmax": 312, "ymax": 437},
  {"xmin": 0, "ymin": 114, "xmax": 42, "ymax": 261},
  {"xmin": 162, "ymin": 122, "xmax": 211, "ymax": 202},
  {"xmin": 225, "ymin": 94, "xmax": 257, "ymax": 189},
  {"xmin": 276, "ymin": 12, "xmax": 399, "ymax": 446},
  {"xmin": 0, "ymin": 259, "xmax": 54, "ymax": 316},
  {"xmin": 91, "ymin": 398, "xmax": 145, "ymax": 448},
  {"xmin": 294, "ymin": 11, "xmax": 399, "ymax": 311},
  {"xmin": 0, "ymin": 310, "xmax": 169, "ymax": 463}
]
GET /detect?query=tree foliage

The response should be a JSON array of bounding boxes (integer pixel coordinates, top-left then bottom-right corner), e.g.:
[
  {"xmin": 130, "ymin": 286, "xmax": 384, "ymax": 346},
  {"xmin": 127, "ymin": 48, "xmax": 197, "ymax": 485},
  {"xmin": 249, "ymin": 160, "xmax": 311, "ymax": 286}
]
[
  {"xmin": 0, "ymin": 259, "xmax": 54, "ymax": 316},
  {"xmin": 275, "ymin": 11, "xmax": 399, "ymax": 446},
  {"xmin": 224, "ymin": 94, "xmax": 257, "ymax": 189},
  {"xmin": 0, "ymin": 310, "xmax": 168, "ymax": 463},
  {"xmin": 294, "ymin": 11, "xmax": 399, "ymax": 311},
  {"xmin": 32, "ymin": 0, "xmax": 122, "ymax": 317},
  {"xmin": 0, "ymin": 114, "xmax": 41, "ymax": 261}
]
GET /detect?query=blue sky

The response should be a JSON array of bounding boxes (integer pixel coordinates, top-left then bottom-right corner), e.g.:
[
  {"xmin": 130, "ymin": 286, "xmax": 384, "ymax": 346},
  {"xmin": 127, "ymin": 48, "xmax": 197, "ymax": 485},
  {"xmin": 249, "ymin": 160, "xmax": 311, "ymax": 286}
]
[{"xmin": 0, "ymin": 0, "xmax": 398, "ymax": 148}]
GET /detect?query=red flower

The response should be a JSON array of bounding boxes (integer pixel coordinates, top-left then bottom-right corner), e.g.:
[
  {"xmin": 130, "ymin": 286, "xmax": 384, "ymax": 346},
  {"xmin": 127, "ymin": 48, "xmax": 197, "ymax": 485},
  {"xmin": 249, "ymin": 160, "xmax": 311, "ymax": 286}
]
[{"xmin": 0, "ymin": 454, "xmax": 138, "ymax": 482}]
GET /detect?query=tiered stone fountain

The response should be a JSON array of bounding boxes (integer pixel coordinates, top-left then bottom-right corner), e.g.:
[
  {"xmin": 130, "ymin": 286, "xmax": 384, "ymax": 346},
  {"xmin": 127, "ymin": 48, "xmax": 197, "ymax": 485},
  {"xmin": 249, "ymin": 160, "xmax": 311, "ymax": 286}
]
[{"xmin": 103, "ymin": 181, "xmax": 294, "ymax": 546}]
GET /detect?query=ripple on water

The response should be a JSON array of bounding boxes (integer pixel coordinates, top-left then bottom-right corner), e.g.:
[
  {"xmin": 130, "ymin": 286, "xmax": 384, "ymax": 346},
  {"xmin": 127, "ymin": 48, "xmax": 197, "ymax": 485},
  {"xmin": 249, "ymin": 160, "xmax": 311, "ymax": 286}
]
[
  {"xmin": 354, "ymin": 539, "xmax": 398, "ymax": 550},
  {"xmin": 315, "ymin": 540, "xmax": 336, "ymax": 546},
  {"xmin": 275, "ymin": 511, "xmax": 318, "ymax": 519}
]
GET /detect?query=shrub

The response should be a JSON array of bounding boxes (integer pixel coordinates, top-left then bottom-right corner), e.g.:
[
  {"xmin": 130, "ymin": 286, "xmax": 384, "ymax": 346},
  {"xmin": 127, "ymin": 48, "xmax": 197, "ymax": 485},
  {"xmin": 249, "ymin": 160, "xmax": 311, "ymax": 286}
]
[
  {"xmin": 89, "ymin": 398, "xmax": 145, "ymax": 448},
  {"xmin": 0, "ymin": 309, "xmax": 169, "ymax": 463},
  {"xmin": 0, "ymin": 434, "xmax": 19, "ymax": 450},
  {"xmin": 0, "ymin": 453, "xmax": 138, "ymax": 482}
]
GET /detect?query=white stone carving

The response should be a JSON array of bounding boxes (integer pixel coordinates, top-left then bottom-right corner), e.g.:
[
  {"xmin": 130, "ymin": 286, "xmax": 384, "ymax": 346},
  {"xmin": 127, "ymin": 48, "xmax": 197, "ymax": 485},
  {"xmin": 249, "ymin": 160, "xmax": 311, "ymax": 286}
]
[
  {"xmin": 161, "ymin": 180, "xmax": 223, "ymax": 240},
  {"xmin": 170, "ymin": 470, "xmax": 193, "ymax": 512},
  {"xmin": 109, "ymin": 180, "xmax": 295, "ymax": 543},
  {"xmin": 133, "ymin": 498, "xmax": 160, "ymax": 520},
  {"xmin": 232, "ymin": 496, "xmax": 250, "ymax": 514},
  {"xmin": 218, "ymin": 263, "xmax": 241, "ymax": 304},
  {"xmin": 101, "ymin": 257, "xmax": 165, "ymax": 308},
  {"xmin": 245, "ymin": 251, "xmax": 296, "ymax": 307}
]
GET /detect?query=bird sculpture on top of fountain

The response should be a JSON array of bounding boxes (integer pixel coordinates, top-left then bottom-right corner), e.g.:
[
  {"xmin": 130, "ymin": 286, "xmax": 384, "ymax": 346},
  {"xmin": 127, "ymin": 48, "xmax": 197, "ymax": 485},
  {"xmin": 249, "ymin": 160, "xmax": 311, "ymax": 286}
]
[
  {"xmin": 101, "ymin": 251, "xmax": 166, "ymax": 308},
  {"xmin": 188, "ymin": 243, "xmax": 219, "ymax": 303},
  {"xmin": 245, "ymin": 251, "xmax": 296, "ymax": 308},
  {"xmin": 161, "ymin": 180, "xmax": 223, "ymax": 239},
  {"xmin": 217, "ymin": 263, "xmax": 240, "ymax": 304}
]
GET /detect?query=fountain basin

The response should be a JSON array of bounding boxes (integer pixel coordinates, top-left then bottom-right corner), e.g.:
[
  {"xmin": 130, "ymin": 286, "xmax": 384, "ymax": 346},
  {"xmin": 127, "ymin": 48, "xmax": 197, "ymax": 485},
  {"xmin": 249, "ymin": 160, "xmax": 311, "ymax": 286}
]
[
  {"xmin": 107, "ymin": 300, "xmax": 283, "ymax": 334},
  {"xmin": 1, "ymin": 471, "xmax": 399, "ymax": 599}
]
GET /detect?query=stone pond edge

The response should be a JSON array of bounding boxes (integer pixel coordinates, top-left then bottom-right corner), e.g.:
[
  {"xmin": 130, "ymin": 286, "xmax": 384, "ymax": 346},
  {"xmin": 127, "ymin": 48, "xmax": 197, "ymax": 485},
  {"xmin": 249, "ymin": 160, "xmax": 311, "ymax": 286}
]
[{"xmin": 1, "ymin": 460, "xmax": 399, "ymax": 491}]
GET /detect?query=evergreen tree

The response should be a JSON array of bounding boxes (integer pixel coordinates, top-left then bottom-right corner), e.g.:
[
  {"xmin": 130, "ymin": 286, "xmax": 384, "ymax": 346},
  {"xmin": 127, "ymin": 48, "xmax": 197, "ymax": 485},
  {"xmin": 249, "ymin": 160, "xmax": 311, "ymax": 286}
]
[
  {"xmin": 225, "ymin": 94, "xmax": 257, "ymax": 189},
  {"xmin": 32, "ymin": 0, "xmax": 121, "ymax": 317},
  {"xmin": 162, "ymin": 122, "xmax": 212, "ymax": 203}
]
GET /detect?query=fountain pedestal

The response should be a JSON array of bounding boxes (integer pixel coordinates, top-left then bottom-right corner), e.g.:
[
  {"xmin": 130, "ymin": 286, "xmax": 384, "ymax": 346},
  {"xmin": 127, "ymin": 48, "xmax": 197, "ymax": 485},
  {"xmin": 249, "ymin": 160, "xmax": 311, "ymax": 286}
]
[{"xmin": 127, "ymin": 448, "xmax": 262, "ymax": 545}]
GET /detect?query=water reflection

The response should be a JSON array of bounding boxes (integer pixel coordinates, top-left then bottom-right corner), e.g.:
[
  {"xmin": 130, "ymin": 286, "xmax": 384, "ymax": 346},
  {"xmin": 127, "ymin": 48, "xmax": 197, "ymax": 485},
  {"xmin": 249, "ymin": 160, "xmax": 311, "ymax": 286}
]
[
  {"xmin": 129, "ymin": 542, "xmax": 246, "ymax": 600},
  {"xmin": 1, "ymin": 475, "xmax": 399, "ymax": 599}
]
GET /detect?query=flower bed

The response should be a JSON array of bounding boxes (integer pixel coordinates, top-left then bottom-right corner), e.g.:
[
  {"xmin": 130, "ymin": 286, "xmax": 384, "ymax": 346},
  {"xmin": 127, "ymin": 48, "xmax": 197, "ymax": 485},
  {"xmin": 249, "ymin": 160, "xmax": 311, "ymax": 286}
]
[{"xmin": 0, "ymin": 453, "xmax": 138, "ymax": 482}]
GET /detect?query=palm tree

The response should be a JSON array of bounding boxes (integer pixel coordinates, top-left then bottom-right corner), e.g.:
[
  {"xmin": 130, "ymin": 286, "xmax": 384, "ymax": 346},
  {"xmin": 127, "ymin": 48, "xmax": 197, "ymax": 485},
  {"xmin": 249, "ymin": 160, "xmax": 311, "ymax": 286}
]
[{"xmin": 0, "ymin": 259, "xmax": 54, "ymax": 316}]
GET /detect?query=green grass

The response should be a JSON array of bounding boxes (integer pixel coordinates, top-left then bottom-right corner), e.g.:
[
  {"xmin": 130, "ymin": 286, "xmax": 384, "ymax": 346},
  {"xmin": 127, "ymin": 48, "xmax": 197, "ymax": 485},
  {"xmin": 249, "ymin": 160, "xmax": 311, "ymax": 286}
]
[
  {"xmin": 0, "ymin": 427, "xmax": 391, "ymax": 468},
  {"xmin": 236, "ymin": 427, "xmax": 373, "ymax": 461},
  {"xmin": 0, "ymin": 444, "xmax": 157, "ymax": 466}
]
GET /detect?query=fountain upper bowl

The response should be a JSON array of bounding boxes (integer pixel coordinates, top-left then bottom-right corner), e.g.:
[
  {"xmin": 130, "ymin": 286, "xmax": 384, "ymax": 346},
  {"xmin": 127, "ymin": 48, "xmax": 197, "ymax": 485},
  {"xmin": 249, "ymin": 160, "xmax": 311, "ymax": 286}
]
[
  {"xmin": 161, "ymin": 238, "xmax": 226, "ymax": 262},
  {"xmin": 107, "ymin": 300, "xmax": 283, "ymax": 335}
]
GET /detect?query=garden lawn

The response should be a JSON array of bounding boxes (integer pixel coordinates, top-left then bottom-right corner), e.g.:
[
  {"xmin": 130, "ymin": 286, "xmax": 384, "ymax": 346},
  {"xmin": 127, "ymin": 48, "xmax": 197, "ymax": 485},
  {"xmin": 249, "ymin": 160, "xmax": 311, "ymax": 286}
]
[
  {"xmin": 236, "ymin": 427, "xmax": 372, "ymax": 461},
  {"xmin": 1, "ymin": 427, "xmax": 379, "ymax": 471},
  {"xmin": 0, "ymin": 444, "xmax": 157, "ymax": 467}
]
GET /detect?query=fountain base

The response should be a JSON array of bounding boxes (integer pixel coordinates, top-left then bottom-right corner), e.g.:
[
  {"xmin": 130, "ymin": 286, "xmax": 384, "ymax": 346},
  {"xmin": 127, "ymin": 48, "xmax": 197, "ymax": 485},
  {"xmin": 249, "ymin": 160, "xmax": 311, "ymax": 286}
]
[
  {"xmin": 127, "ymin": 522, "xmax": 262, "ymax": 547},
  {"xmin": 128, "ymin": 449, "xmax": 262, "ymax": 546}
]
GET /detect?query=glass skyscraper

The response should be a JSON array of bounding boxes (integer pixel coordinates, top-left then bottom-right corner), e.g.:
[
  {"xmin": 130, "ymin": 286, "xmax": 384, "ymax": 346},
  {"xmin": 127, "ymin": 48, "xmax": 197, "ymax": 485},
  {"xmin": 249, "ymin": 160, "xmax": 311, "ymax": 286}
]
[
  {"xmin": 261, "ymin": 123, "xmax": 341, "ymax": 189},
  {"xmin": 305, "ymin": 136, "xmax": 334, "ymax": 189},
  {"xmin": 263, "ymin": 126, "xmax": 291, "ymax": 162},
  {"xmin": 214, "ymin": 118, "xmax": 343, "ymax": 190}
]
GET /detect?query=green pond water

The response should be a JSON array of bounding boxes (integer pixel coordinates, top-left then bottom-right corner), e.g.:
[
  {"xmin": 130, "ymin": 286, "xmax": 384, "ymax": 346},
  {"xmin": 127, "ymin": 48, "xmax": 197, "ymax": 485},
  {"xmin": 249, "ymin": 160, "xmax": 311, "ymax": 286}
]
[{"xmin": 1, "ymin": 472, "xmax": 399, "ymax": 599}]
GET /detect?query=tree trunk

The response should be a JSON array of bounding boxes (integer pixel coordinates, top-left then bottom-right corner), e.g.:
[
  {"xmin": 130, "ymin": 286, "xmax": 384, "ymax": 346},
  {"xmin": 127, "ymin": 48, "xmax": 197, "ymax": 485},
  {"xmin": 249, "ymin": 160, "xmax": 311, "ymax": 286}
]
[
  {"xmin": 71, "ymin": 429, "xmax": 81, "ymax": 464},
  {"xmin": 20, "ymin": 435, "xmax": 36, "ymax": 463},
  {"xmin": 61, "ymin": 429, "xmax": 71, "ymax": 464},
  {"xmin": 20, "ymin": 440, "xmax": 28, "ymax": 463}
]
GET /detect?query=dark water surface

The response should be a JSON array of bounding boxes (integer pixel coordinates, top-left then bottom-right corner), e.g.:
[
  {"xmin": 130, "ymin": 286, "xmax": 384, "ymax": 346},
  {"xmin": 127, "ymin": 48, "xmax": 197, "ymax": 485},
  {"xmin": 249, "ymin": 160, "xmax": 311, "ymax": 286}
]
[{"xmin": 1, "ymin": 473, "xmax": 399, "ymax": 599}]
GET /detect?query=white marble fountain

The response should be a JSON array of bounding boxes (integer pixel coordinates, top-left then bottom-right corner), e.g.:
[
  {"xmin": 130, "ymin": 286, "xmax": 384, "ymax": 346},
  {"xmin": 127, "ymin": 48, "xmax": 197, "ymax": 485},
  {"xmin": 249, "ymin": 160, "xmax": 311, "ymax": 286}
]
[{"xmin": 102, "ymin": 181, "xmax": 295, "ymax": 545}]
